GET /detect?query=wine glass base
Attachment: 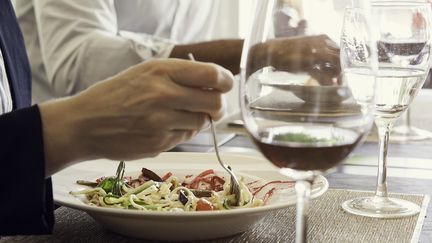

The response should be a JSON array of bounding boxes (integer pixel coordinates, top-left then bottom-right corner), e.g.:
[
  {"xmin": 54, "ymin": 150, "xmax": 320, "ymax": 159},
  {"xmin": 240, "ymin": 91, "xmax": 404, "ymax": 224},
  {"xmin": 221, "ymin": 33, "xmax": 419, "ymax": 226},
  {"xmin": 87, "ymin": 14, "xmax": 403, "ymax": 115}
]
[
  {"xmin": 390, "ymin": 126, "xmax": 432, "ymax": 142},
  {"xmin": 341, "ymin": 196, "xmax": 420, "ymax": 219}
]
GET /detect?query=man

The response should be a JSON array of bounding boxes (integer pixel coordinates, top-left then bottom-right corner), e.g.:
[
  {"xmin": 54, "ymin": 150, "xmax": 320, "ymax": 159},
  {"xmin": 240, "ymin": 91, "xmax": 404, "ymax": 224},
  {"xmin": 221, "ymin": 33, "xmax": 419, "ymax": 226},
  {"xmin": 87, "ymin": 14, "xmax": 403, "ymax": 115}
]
[
  {"xmin": 15, "ymin": 0, "xmax": 243, "ymax": 103},
  {"xmin": 0, "ymin": 0, "xmax": 233, "ymax": 235},
  {"xmin": 2, "ymin": 0, "xmax": 339, "ymax": 236}
]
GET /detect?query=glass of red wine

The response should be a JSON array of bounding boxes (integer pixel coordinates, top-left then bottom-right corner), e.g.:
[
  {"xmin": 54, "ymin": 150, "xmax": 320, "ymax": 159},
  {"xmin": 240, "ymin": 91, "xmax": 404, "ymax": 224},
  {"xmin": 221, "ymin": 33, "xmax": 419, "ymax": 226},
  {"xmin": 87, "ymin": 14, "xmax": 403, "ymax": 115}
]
[{"xmin": 240, "ymin": 1, "xmax": 375, "ymax": 242}]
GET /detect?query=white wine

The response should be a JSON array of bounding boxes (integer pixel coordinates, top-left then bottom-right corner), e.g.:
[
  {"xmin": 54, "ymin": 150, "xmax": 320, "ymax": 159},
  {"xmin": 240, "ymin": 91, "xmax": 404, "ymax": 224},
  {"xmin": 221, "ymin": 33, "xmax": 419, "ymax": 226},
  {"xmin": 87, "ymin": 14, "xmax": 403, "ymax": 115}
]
[{"xmin": 344, "ymin": 67, "xmax": 426, "ymax": 120}]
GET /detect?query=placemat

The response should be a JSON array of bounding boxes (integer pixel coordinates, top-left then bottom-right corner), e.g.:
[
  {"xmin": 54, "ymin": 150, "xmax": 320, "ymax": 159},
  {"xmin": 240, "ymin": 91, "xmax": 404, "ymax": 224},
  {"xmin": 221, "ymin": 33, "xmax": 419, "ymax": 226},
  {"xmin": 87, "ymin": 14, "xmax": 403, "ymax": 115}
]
[{"xmin": 1, "ymin": 189, "xmax": 428, "ymax": 243}]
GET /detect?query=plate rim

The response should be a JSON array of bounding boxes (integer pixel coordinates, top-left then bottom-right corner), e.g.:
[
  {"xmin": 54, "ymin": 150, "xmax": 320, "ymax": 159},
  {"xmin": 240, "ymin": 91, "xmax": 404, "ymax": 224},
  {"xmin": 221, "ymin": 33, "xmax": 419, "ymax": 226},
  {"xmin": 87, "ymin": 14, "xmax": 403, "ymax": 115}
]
[{"xmin": 53, "ymin": 152, "xmax": 329, "ymax": 218}]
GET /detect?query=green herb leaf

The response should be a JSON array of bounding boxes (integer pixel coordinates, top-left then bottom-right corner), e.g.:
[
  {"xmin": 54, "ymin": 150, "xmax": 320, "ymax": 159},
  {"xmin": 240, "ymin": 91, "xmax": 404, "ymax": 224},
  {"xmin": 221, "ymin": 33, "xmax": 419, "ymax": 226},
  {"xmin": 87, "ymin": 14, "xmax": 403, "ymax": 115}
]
[
  {"xmin": 274, "ymin": 133, "xmax": 341, "ymax": 144},
  {"xmin": 97, "ymin": 177, "xmax": 117, "ymax": 193}
]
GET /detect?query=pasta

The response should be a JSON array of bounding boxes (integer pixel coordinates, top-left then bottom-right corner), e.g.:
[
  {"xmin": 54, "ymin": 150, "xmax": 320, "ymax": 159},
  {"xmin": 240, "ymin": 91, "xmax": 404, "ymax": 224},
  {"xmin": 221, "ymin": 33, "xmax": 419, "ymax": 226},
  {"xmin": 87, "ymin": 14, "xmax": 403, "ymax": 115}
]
[{"xmin": 70, "ymin": 162, "xmax": 278, "ymax": 212}]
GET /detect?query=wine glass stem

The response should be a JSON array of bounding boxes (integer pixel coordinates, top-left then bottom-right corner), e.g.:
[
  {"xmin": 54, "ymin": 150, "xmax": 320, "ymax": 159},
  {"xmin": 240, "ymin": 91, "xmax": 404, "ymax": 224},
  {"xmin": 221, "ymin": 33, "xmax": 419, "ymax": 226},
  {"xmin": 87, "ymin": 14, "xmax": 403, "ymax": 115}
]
[
  {"xmin": 375, "ymin": 120, "xmax": 394, "ymax": 198},
  {"xmin": 405, "ymin": 109, "xmax": 412, "ymax": 130},
  {"xmin": 295, "ymin": 180, "xmax": 311, "ymax": 243}
]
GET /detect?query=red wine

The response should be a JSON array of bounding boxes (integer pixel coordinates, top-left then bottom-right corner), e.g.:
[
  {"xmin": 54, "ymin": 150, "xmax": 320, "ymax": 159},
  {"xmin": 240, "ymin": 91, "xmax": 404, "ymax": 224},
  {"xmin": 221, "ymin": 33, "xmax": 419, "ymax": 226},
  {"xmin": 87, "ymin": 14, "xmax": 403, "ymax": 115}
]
[{"xmin": 250, "ymin": 126, "xmax": 363, "ymax": 171}]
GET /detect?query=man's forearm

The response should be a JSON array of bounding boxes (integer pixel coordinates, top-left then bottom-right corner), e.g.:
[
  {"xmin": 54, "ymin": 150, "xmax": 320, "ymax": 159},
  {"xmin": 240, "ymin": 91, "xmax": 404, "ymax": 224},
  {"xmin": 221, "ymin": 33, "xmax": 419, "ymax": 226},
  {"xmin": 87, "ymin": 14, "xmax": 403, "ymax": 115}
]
[
  {"xmin": 39, "ymin": 95, "xmax": 92, "ymax": 177},
  {"xmin": 170, "ymin": 39, "xmax": 244, "ymax": 74}
]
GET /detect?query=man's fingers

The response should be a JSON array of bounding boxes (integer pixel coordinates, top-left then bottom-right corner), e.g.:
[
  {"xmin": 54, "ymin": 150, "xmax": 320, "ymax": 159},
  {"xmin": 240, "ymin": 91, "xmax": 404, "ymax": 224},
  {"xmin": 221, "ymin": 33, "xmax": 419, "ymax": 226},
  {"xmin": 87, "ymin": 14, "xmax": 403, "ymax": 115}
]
[
  {"xmin": 162, "ymin": 83, "xmax": 225, "ymax": 120},
  {"xmin": 166, "ymin": 59, "xmax": 234, "ymax": 93},
  {"xmin": 164, "ymin": 111, "xmax": 210, "ymax": 130}
]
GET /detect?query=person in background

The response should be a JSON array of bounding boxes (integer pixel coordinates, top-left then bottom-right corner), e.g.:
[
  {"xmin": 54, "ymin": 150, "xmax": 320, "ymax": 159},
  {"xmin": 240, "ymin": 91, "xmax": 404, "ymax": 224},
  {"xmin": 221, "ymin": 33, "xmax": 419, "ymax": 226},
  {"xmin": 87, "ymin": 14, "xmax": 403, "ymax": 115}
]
[
  {"xmin": 15, "ymin": 0, "xmax": 243, "ymax": 104},
  {"xmin": 273, "ymin": 4, "xmax": 307, "ymax": 38}
]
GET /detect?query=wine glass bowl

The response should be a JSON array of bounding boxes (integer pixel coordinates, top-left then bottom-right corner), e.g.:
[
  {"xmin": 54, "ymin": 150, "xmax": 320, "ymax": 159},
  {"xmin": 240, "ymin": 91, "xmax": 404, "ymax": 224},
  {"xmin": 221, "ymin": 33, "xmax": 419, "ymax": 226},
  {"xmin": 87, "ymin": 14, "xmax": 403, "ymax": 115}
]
[
  {"xmin": 257, "ymin": 71, "xmax": 351, "ymax": 105},
  {"xmin": 240, "ymin": 1, "xmax": 375, "ymax": 242},
  {"xmin": 250, "ymin": 124, "xmax": 364, "ymax": 171},
  {"xmin": 280, "ymin": 85, "xmax": 351, "ymax": 105}
]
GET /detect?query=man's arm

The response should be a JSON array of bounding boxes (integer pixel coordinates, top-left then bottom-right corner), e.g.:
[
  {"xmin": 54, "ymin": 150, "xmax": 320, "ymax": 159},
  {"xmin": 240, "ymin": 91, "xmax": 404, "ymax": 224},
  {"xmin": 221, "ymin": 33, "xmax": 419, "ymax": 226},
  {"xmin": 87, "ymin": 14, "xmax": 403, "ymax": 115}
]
[
  {"xmin": 171, "ymin": 39, "xmax": 244, "ymax": 75},
  {"xmin": 0, "ymin": 106, "xmax": 54, "ymax": 235},
  {"xmin": 38, "ymin": 59, "xmax": 234, "ymax": 176},
  {"xmin": 1, "ymin": 58, "xmax": 233, "ymax": 236},
  {"xmin": 29, "ymin": 0, "xmax": 175, "ymax": 98},
  {"xmin": 26, "ymin": 0, "xmax": 242, "ymax": 99}
]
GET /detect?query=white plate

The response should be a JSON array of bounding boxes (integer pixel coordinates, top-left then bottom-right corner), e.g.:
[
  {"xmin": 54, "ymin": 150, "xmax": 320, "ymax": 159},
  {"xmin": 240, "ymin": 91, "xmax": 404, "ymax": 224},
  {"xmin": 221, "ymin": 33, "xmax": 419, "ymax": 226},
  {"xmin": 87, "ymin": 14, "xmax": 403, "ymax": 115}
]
[{"xmin": 53, "ymin": 152, "xmax": 328, "ymax": 241}]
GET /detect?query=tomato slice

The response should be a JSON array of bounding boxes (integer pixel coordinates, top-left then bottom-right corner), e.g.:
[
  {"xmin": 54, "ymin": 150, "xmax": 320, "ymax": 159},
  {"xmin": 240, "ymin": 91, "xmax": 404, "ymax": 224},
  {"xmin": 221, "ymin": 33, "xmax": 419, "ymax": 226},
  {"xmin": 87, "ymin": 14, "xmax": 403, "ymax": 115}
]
[{"xmin": 196, "ymin": 198, "xmax": 214, "ymax": 211}]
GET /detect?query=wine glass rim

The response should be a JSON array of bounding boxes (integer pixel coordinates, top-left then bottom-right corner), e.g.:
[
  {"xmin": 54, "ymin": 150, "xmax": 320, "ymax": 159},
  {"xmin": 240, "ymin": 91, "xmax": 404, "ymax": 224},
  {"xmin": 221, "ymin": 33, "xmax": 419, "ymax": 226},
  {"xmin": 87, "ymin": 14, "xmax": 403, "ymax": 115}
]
[
  {"xmin": 372, "ymin": 1, "xmax": 431, "ymax": 7},
  {"xmin": 343, "ymin": 6, "xmax": 367, "ymax": 10}
]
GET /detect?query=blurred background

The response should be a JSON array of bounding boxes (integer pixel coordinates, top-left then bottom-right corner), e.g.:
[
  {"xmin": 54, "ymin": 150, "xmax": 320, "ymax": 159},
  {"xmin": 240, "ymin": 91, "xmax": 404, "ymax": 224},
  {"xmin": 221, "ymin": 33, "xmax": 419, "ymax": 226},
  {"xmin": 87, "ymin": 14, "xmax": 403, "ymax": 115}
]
[{"xmin": 9, "ymin": 0, "xmax": 432, "ymax": 113}]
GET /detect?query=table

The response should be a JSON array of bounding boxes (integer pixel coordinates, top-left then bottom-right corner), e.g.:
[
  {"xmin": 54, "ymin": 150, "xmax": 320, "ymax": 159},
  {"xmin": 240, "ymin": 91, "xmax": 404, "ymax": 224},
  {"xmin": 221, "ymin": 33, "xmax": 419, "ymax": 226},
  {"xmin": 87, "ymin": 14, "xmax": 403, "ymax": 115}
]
[{"xmin": 5, "ymin": 90, "xmax": 432, "ymax": 242}]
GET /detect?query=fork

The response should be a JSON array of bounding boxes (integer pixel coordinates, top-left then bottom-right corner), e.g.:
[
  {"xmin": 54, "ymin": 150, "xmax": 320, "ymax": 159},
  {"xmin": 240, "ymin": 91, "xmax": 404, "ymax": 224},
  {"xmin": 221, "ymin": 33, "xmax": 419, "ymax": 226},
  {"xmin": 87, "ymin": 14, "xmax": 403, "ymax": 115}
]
[
  {"xmin": 208, "ymin": 117, "xmax": 242, "ymax": 206},
  {"xmin": 188, "ymin": 53, "xmax": 242, "ymax": 206}
]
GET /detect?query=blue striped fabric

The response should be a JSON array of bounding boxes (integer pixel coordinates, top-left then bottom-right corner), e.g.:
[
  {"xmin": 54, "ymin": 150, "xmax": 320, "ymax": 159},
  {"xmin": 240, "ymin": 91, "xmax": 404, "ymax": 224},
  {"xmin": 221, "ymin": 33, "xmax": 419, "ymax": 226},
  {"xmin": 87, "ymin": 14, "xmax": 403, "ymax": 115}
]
[{"xmin": 0, "ymin": 48, "xmax": 13, "ymax": 114}]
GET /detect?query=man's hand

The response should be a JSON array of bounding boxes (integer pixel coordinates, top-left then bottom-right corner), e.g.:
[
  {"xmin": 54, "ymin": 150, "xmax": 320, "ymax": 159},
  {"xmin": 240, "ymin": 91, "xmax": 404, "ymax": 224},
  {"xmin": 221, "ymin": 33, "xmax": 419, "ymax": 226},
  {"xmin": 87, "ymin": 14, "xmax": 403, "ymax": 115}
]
[
  {"xmin": 171, "ymin": 39, "xmax": 244, "ymax": 75},
  {"xmin": 247, "ymin": 35, "xmax": 341, "ymax": 85},
  {"xmin": 39, "ymin": 59, "xmax": 234, "ymax": 176}
]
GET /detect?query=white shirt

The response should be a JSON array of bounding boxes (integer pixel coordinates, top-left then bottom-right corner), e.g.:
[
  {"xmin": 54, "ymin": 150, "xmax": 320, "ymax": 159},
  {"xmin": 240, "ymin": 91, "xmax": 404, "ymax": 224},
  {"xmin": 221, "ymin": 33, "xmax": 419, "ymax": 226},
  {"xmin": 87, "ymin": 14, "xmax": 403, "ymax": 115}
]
[
  {"xmin": 15, "ymin": 0, "xmax": 220, "ymax": 103},
  {"xmin": 0, "ymin": 47, "xmax": 13, "ymax": 114}
]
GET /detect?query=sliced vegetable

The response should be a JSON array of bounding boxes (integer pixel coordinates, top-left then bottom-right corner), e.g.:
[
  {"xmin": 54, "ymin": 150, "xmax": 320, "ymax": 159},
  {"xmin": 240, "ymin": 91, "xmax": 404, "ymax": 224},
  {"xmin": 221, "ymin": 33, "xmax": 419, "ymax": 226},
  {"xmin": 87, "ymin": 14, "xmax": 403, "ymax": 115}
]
[
  {"xmin": 97, "ymin": 177, "xmax": 117, "ymax": 193},
  {"xmin": 124, "ymin": 180, "xmax": 156, "ymax": 196},
  {"xmin": 196, "ymin": 198, "xmax": 214, "ymax": 211},
  {"xmin": 141, "ymin": 168, "xmax": 163, "ymax": 182},
  {"xmin": 178, "ymin": 190, "xmax": 188, "ymax": 205},
  {"xmin": 103, "ymin": 194, "xmax": 123, "ymax": 205},
  {"xmin": 222, "ymin": 198, "xmax": 231, "ymax": 209},
  {"xmin": 161, "ymin": 172, "xmax": 173, "ymax": 181},
  {"xmin": 190, "ymin": 189, "xmax": 212, "ymax": 198},
  {"xmin": 251, "ymin": 180, "xmax": 295, "ymax": 196},
  {"xmin": 76, "ymin": 180, "xmax": 98, "ymax": 187},
  {"xmin": 187, "ymin": 169, "xmax": 215, "ymax": 188},
  {"xmin": 97, "ymin": 161, "xmax": 127, "ymax": 195}
]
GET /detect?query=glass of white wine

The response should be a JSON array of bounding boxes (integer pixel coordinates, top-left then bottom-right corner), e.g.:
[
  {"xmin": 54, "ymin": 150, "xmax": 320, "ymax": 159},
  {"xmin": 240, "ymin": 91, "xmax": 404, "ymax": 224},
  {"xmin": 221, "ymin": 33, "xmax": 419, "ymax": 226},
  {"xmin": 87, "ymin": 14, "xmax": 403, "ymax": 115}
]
[
  {"xmin": 391, "ymin": 107, "xmax": 432, "ymax": 142},
  {"xmin": 342, "ymin": 1, "xmax": 432, "ymax": 218}
]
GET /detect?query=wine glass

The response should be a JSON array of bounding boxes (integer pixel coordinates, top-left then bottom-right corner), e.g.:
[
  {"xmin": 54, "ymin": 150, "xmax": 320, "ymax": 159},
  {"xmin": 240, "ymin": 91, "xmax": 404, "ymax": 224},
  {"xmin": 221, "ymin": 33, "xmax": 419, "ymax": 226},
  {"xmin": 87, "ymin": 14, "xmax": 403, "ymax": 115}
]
[
  {"xmin": 391, "ymin": 107, "xmax": 432, "ymax": 142},
  {"xmin": 342, "ymin": 1, "xmax": 432, "ymax": 218},
  {"xmin": 240, "ymin": 1, "xmax": 375, "ymax": 242},
  {"xmin": 391, "ymin": 4, "xmax": 432, "ymax": 142}
]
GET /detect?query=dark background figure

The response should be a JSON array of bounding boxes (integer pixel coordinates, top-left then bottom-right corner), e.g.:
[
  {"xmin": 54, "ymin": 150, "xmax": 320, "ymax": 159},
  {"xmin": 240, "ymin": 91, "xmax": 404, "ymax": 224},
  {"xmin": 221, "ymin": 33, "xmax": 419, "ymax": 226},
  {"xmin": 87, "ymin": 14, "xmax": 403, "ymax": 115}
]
[{"xmin": 273, "ymin": 4, "xmax": 307, "ymax": 38}]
